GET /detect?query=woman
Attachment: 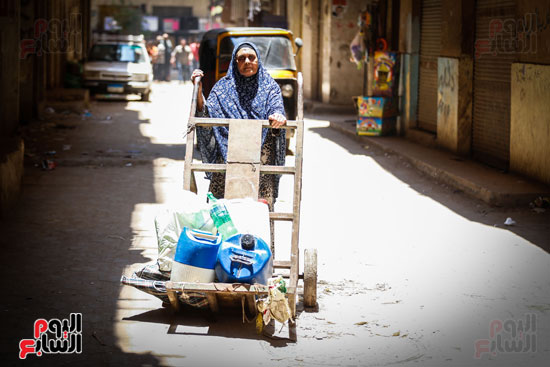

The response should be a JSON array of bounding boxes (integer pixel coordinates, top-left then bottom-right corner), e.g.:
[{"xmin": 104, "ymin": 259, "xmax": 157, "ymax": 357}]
[{"xmin": 191, "ymin": 42, "xmax": 286, "ymax": 203}]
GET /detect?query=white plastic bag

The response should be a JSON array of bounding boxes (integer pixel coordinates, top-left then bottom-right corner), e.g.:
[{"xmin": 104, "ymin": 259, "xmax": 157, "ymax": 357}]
[
  {"xmin": 350, "ymin": 31, "xmax": 365, "ymax": 65},
  {"xmin": 155, "ymin": 191, "xmax": 216, "ymax": 271}
]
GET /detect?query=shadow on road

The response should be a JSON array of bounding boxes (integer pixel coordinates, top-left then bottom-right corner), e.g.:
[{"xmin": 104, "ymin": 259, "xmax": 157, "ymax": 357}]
[
  {"xmin": 0, "ymin": 99, "xmax": 165, "ymax": 365},
  {"xmin": 307, "ymin": 122, "xmax": 550, "ymax": 253},
  {"xmin": 122, "ymin": 306, "xmax": 296, "ymax": 347}
]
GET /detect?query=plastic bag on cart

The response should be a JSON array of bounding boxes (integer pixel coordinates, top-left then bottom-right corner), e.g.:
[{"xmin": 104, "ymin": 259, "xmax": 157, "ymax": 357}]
[
  {"xmin": 120, "ymin": 272, "xmax": 209, "ymax": 308},
  {"xmin": 155, "ymin": 190, "xmax": 216, "ymax": 272}
]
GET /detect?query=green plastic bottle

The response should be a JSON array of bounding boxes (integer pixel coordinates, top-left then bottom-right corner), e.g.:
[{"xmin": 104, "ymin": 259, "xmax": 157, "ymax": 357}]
[{"xmin": 207, "ymin": 192, "xmax": 239, "ymax": 241}]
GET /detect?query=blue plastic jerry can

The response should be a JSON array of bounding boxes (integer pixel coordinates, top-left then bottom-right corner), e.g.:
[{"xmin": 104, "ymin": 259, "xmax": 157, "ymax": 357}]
[
  {"xmin": 171, "ymin": 227, "xmax": 222, "ymax": 283},
  {"xmin": 215, "ymin": 234, "xmax": 273, "ymax": 285}
]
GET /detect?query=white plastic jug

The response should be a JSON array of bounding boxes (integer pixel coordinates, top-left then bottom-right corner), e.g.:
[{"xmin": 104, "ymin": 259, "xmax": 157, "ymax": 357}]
[{"xmin": 222, "ymin": 198, "xmax": 271, "ymax": 245}]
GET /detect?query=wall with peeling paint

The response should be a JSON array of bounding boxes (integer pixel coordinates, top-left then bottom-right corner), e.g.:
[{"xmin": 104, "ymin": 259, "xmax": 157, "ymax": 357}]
[
  {"xmin": 324, "ymin": 0, "xmax": 365, "ymax": 104},
  {"xmin": 510, "ymin": 63, "xmax": 550, "ymax": 185}
]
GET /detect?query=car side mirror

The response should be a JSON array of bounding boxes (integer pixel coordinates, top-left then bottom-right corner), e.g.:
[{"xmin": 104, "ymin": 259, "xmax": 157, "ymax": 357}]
[{"xmin": 294, "ymin": 37, "xmax": 303, "ymax": 56}]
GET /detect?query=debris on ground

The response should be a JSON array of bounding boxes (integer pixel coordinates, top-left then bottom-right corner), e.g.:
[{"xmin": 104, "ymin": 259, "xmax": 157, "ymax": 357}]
[
  {"xmin": 504, "ymin": 217, "xmax": 516, "ymax": 226},
  {"xmin": 530, "ymin": 196, "xmax": 549, "ymax": 213},
  {"xmin": 91, "ymin": 331, "xmax": 106, "ymax": 346},
  {"xmin": 41, "ymin": 160, "xmax": 57, "ymax": 170}
]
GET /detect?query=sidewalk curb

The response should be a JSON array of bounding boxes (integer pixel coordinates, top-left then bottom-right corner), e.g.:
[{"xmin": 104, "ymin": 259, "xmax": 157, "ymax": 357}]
[{"xmin": 328, "ymin": 121, "xmax": 549, "ymax": 207}]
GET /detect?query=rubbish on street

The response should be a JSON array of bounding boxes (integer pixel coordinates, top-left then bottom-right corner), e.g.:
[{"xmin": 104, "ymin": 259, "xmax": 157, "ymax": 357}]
[
  {"xmin": 504, "ymin": 217, "xmax": 516, "ymax": 226},
  {"xmin": 530, "ymin": 196, "xmax": 550, "ymax": 212},
  {"xmin": 256, "ymin": 277, "xmax": 293, "ymax": 327},
  {"xmin": 41, "ymin": 160, "xmax": 57, "ymax": 170},
  {"xmin": 91, "ymin": 331, "xmax": 106, "ymax": 346},
  {"xmin": 125, "ymin": 163, "xmax": 132, "ymax": 167}
]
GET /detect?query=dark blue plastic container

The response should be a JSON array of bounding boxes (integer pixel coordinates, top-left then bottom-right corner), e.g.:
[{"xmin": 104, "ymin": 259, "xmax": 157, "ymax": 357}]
[{"xmin": 215, "ymin": 234, "xmax": 273, "ymax": 285}]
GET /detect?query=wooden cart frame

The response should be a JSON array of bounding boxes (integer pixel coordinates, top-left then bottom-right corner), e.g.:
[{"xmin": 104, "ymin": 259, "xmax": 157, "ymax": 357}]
[{"xmin": 165, "ymin": 72, "xmax": 317, "ymax": 325}]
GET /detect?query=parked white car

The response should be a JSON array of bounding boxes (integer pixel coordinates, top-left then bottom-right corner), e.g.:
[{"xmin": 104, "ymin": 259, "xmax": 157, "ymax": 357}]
[{"xmin": 84, "ymin": 34, "xmax": 152, "ymax": 101}]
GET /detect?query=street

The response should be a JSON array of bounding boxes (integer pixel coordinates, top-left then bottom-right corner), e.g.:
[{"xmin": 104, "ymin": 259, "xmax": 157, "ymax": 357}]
[{"xmin": 1, "ymin": 81, "xmax": 549, "ymax": 366}]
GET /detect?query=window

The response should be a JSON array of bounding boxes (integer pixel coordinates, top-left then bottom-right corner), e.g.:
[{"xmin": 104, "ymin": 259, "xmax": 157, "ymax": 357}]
[
  {"xmin": 89, "ymin": 44, "xmax": 147, "ymax": 63},
  {"xmin": 218, "ymin": 36, "xmax": 296, "ymax": 74}
]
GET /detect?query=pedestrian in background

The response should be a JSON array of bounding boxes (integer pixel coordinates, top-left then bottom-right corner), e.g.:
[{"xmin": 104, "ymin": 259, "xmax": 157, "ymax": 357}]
[
  {"xmin": 189, "ymin": 38, "xmax": 200, "ymax": 70},
  {"xmin": 171, "ymin": 38, "xmax": 193, "ymax": 83},
  {"xmin": 162, "ymin": 33, "xmax": 173, "ymax": 81},
  {"xmin": 153, "ymin": 35, "xmax": 165, "ymax": 81}
]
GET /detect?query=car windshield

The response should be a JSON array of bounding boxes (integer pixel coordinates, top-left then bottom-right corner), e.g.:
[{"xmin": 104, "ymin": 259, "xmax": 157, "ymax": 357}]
[
  {"xmin": 219, "ymin": 36, "xmax": 296, "ymax": 74},
  {"xmin": 89, "ymin": 44, "xmax": 146, "ymax": 63}
]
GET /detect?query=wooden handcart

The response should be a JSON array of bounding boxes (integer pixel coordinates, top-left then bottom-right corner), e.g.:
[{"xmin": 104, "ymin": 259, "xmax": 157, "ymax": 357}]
[{"xmin": 164, "ymin": 72, "xmax": 317, "ymax": 329}]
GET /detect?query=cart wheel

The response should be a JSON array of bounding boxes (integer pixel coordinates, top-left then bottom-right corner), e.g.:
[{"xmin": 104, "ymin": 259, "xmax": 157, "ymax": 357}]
[{"xmin": 303, "ymin": 248, "xmax": 317, "ymax": 308}]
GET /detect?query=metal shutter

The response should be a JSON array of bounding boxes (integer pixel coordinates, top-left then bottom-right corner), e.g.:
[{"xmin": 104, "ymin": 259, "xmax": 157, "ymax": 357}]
[
  {"xmin": 472, "ymin": 0, "xmax": 516, "ymax": 169},
  {"xmin": 417, "ymin": 0, "xmax": 442, "ymax": 133}
]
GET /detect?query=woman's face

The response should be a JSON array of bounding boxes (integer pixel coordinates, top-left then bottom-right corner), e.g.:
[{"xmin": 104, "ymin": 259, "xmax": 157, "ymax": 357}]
[{"xmin": 235, "ymin": 47, "xmax": 259, "ymax": 77}]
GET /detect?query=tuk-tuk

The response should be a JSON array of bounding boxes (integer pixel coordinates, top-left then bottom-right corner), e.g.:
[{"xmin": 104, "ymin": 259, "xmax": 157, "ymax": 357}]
[{"xmin": 199, "ymin": 27, "xmax": 302, "ymax": 151}]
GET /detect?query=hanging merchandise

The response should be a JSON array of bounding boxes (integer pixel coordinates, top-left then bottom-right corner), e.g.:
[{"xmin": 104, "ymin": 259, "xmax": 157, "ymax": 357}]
[
  {"xmin": 349, "ymin": 31, "xmax": 365, "ymax": 66},
  {"xmin": 372, "ymin": 51, "xmax": 399, "ymax": 97}
]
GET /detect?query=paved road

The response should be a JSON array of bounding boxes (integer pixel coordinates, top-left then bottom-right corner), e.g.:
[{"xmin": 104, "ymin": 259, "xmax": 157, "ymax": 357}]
[{"xmin": 1, "ymin": 82, "xmax": 549, "ymax": 366}]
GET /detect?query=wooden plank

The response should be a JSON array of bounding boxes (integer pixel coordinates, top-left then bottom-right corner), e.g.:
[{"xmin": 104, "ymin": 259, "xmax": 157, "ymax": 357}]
[
  {"xmin": 225, "ymin": 119, "xmax": 263, "ymax": 199},
  {"xmin": 273, "ymin": 260, "xmax": 292, "ymax": 269},
  {"xmin": 259, "ymin": 165, "xmax": 296, "ymax": 174},
  {"xmin": 183, "ymin": 80, "xmax": 200, "ymax": 191},
  {"xmin": 167, "ymin": 290, "xmax": 180, "ymax": 311},
  {"xmin": 225, "ymin": 163, "xmax": 261, "ymax": 199},
  {"xmin": 206, "ymin": 293, "xmax": 219, "ymax": 313},
  {"xmin": 289, "ymin": 73, "xmax": 305, "ymax": 295},
  {"xmin": 246, "ymin": 295, "xmax": 257, "ymax": 317},
  {"xmin": 190, "ymin": 164, "xmax": 295, "ymax": 175},
  {"xmin": 269, "ymin": 212, "xmax": 294, "ymax": 221},
  {"xmin": 190, "ymin": 163, "xmax": 226, "ymax": 173},
  {"xmin": 227, "ymin": 119, "xmax": 263, "ymax": 163},
  {"xmin": 165, "ymin": 281, "xmax": 298, "ymax": 295},
  {"xmin": 190, "ymin": 117, "xmax": 299, "ymax": 130}
]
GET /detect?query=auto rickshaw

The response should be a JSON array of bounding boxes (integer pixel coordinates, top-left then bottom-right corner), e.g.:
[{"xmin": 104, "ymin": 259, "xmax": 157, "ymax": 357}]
[{"xmin": 198, "ymin": 27, "xmax": 303, "ymax": 153}]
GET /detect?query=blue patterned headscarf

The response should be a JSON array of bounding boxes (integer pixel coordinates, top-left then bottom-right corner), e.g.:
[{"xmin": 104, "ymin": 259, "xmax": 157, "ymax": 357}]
[{"xmin": 197, "ymin": 42, "xmax": 286, "ymax": 166}]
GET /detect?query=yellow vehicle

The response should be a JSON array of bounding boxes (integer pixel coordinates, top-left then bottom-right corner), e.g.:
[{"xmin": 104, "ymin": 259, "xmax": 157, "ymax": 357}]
[{"xmin": 199, "ymin": 28, "xmax": 302, "ymax": 151}]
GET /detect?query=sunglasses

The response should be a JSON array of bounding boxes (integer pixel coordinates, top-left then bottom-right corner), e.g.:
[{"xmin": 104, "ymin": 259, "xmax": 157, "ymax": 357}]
[{"xmin": 236, "ymin": 54, "xmax": 257, "ymax": 63}]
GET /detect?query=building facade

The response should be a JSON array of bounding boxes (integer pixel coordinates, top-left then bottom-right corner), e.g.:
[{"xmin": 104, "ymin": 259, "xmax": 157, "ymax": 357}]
[
  {"xmin": 0, "ymin": 0, "xmax": 92, "ymax": 216},
  {"xmin": 289, "ymin": 0, "xmax": 550, "ymax": 185}
]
